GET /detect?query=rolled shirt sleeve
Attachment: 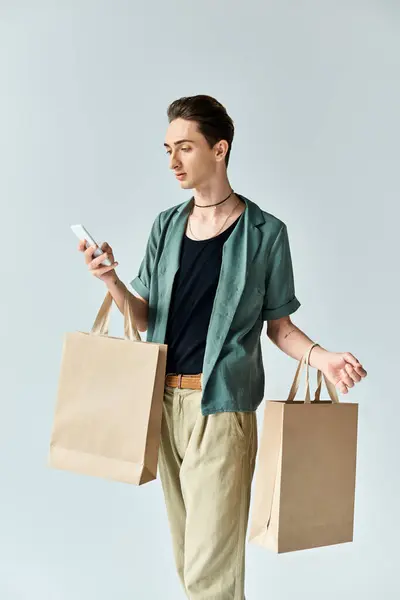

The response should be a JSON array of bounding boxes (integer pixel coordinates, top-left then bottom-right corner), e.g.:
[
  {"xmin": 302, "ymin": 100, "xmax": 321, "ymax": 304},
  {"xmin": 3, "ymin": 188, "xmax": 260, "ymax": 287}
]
[
  {"xmin": 129, "ymin": 213, "xmax": 161, "ymax": 302},
  {"xmin": 262, "ymin": 223, "xmax": 301, "ymax": 321}
]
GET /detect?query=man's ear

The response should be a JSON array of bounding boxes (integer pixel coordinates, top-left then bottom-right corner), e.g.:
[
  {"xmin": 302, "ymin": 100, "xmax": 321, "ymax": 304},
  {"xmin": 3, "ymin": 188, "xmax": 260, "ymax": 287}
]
[{"xmin": 215, "ymin": 140, "xmax": 229, "ymax": 162}]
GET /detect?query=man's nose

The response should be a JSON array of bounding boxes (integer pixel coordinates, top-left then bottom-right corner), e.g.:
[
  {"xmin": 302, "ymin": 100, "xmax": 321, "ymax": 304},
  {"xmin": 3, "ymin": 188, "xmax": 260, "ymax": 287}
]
[{"xmin": 169, "ymin": 152, "xmax": 180, "ymax": 171}]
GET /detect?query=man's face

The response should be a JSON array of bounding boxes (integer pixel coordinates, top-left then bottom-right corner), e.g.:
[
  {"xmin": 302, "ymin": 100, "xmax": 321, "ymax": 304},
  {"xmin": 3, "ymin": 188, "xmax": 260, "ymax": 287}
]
[{"xmin": 164, "ymin": 118, "xmax": 220, "ymax": 189}]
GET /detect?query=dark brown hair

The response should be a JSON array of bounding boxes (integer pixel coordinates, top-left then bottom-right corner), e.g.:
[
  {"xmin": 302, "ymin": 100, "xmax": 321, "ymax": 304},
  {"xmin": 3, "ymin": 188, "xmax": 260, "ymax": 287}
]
[{"xmin": 167, "ymin": 95, "xmax": 235, "ymax": 166}]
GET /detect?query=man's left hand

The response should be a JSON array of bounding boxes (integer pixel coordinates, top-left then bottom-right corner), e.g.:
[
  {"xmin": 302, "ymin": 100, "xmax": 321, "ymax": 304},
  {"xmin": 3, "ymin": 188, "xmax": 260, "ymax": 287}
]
[{"xmin": 320, "ymin": 352, "xmax": 367, "ymax": 394}]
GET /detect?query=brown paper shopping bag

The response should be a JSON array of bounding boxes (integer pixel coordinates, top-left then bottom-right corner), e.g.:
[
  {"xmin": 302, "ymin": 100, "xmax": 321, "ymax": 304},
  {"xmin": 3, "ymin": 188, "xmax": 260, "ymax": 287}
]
[
  {"xmin": 48, "ymin": 290, "xmax": 167, "ymax": 485},
  {"xmin": 249, "ymin": 343, "xmax": 358, "ymax": 553}
]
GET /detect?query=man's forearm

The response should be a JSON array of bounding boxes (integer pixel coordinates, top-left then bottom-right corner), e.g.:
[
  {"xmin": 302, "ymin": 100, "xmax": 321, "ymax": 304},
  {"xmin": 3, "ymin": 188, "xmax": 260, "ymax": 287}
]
[
  {"xmin": 267, "ymin": 320, "xmax": 329, "ymax": 370},
  {"xmin": 105, "ymin": 276, "xmax": 149, "ymax": 332}
]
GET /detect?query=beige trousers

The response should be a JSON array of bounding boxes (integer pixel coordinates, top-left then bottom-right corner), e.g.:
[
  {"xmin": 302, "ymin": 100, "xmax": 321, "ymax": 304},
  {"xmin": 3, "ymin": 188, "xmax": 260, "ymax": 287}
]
[{"xmin": 158, "ymin": 385, "xmax": 258, "ymax": 600}]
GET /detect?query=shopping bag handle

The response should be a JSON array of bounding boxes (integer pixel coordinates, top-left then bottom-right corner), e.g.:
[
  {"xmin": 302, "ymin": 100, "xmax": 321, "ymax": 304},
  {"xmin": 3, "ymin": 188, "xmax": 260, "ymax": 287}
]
[
  {"xmin": 286, "ymin": 343, "xmax": 339, "ymax": 404},
  {"xmin": 90, "ymin": 289, "xmax": 141, "ymax": 341}
]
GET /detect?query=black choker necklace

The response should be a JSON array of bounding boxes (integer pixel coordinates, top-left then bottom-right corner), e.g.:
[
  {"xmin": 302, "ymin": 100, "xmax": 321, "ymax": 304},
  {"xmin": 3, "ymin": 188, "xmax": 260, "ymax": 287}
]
[{"xmin": 193, "ymin": 189, "xmax": 234, "ymax": 208}]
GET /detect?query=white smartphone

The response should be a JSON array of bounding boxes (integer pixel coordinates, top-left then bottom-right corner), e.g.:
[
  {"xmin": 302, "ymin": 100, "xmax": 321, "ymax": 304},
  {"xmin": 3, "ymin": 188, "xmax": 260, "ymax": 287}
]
[{"xmin": 71, "ymin": 224, "xmax": 113, "ymax": 267}]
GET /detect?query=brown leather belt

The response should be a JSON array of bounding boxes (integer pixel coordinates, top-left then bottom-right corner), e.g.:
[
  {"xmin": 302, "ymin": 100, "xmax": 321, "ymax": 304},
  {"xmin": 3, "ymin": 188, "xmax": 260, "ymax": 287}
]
[{"xmin": 165, "ymin": 373, "xmax": 202, "ymax": 390}]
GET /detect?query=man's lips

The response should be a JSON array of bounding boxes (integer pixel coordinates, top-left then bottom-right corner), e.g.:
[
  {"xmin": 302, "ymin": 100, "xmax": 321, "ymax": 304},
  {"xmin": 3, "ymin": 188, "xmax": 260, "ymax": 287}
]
[{"xmin": 175, "ymin": 173, "xmax": 186, "ymax": 179}]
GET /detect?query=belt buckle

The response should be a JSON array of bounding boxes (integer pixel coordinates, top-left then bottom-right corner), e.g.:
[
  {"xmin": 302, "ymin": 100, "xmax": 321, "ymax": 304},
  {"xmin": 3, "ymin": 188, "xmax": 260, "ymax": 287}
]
[{"xmin": 177, "ymin": 374, "xmax": 183, "ymax": 389}]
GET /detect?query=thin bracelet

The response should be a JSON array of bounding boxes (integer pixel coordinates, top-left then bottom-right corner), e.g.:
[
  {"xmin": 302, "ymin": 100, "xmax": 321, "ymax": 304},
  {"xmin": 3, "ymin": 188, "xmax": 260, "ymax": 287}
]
[{"xmin": 308, "ymin": 342, "xmax": 320, "ymax": 364}]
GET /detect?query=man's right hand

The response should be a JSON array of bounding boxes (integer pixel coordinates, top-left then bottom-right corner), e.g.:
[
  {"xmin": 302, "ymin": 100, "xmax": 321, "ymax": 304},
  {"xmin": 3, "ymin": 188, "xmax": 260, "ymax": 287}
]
[{"xmin": 78, "ymin": 240, "xmax": 119, "ymax": 284}]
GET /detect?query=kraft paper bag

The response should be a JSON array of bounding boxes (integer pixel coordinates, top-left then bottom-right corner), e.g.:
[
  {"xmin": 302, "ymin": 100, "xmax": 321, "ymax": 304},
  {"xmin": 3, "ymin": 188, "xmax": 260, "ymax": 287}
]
[
  {"xmin": 48, "ymin": 290, "xmax": 167, "ymax": 485},
  {"xmin": 248, "ymin": 344, "xmax": 358, "ymax": 553}
]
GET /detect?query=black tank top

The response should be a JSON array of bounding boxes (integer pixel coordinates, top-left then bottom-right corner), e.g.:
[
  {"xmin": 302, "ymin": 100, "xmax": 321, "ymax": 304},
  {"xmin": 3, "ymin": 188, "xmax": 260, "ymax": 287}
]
[{"xmin": 165, "ymin": 214, "xmax": 241, "ymax": 375}]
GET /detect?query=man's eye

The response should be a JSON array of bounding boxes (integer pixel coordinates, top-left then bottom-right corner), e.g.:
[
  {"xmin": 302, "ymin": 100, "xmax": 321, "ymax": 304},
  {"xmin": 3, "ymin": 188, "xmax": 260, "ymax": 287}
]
[{"xmin": 181, "ymin": 147, "xmax": 190, "ymax": 152}]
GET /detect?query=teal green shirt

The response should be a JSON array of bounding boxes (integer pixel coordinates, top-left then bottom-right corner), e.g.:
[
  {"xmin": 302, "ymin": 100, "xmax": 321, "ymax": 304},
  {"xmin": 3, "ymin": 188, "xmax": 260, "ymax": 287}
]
[{"xmin": 130, "ymin": 194, "xmax": 301, "ymax": 416}]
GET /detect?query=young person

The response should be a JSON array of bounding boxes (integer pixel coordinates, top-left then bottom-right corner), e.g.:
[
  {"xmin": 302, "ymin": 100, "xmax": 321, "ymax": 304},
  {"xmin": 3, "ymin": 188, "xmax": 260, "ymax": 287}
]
[{"xmin": 79, "ymin": 95, "xmax": 367, "ymax": 600}]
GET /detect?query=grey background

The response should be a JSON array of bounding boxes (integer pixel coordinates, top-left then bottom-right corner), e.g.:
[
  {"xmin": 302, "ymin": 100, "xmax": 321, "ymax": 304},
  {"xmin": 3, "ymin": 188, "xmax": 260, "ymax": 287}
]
[{"xmin": 1, "ymin": 1, "xmax": 398, "ymax": 598}]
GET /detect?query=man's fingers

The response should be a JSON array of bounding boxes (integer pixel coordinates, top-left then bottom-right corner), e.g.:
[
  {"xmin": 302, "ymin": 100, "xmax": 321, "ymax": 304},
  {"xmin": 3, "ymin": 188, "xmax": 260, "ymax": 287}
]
[
  {"xmin": 91, "ymin": 264, "xmax": 117, "ymax": 277},
  {"xmin": 345, "ymin": 352, "xmax": 367, "ymax": 378},
  {"xmin": 345, "ymin": 364, "xmax": 361, "ymax": 383},
  {"xmin": 100, "ymin": 242, "xmax": 114, "ymax": 262},
  {"xmin": 89, "ymin": 252, "xmax": 110, "ymax": 269},
  {"xmin": 336, "ymin": 380, "xmax": 349, "ymax": 394},
  {"xmin": 355, "ymin": 365, "xmax": 367, "ymax": 377},
  {"xmin": 84, "ymin": 244, "xmax": 97, "ymax": 259},
  {"xmin": 344, "ymin": 352, "xmax": 360, "ymax": 367},
  {"xmin": 345, "ymin": 352, "xmax": 366, "ymax": 373},
  {"xmin": 340, "ymin": 368, "xmax": 354, "ymax": 388}
]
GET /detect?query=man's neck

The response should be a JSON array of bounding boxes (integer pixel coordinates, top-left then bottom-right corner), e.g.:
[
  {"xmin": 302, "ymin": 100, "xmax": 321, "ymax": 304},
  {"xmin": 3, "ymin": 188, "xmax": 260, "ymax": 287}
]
[{"xmin": 192, "ymin": 180, "xmax": 240, "ymax": 221}]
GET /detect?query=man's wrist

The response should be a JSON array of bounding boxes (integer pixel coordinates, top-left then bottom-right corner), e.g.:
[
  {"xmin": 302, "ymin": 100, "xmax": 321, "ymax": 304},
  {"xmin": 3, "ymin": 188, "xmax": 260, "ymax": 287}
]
[
  {"xmin": 105, "ymin": 274, "xmax": 122, "ymax": 290},
  {"xmin": 308, "ymin": 344, "xmax": 330, "ymax": 371}
]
